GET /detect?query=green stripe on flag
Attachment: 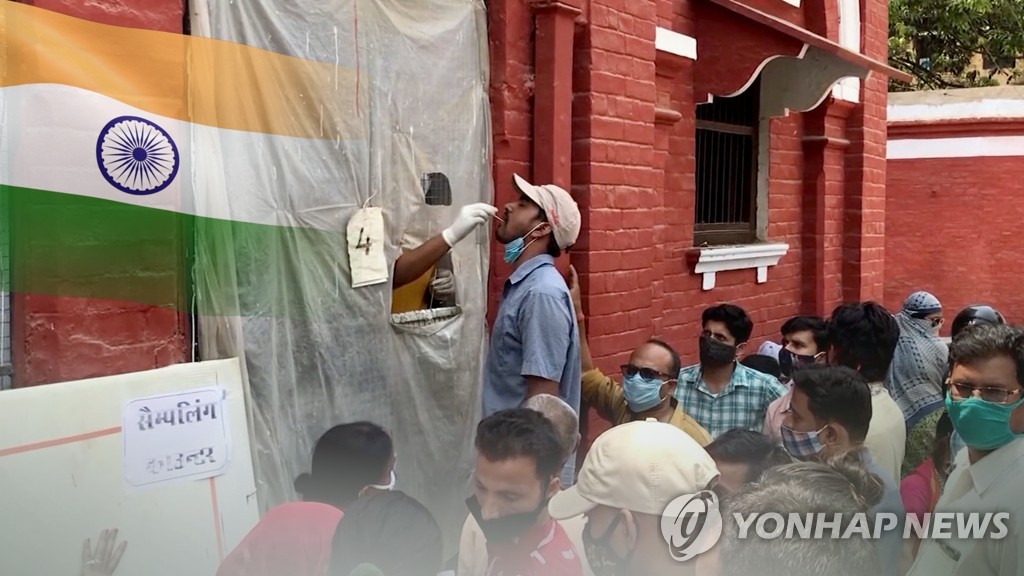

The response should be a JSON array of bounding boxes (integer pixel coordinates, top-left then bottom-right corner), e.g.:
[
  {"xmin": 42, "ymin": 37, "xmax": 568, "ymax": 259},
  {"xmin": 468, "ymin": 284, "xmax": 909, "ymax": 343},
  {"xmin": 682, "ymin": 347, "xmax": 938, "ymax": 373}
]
[{"xmin": 3, "ymin": 185, "xmax": 348, "ymax": 317}]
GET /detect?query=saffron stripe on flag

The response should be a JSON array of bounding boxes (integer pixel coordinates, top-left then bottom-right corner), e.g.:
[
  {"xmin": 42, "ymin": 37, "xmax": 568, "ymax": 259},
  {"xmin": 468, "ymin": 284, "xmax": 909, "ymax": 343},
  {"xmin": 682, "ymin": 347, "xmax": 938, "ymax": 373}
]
[{"xmin": 1, "ymin": 0, "xmax": 365, "ymax": 141}]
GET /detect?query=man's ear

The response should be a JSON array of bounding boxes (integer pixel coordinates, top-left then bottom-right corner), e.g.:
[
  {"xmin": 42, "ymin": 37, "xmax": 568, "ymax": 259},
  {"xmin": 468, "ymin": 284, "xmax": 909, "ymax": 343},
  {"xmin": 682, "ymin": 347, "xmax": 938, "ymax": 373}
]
[
  {"xmin": 735, "ymin": 342, "xmax": 747, "ymax": 356},
  {"xmin": 660, "ymin": 379, "xmax": 677, "ymax": 398},
  {"xmin": 823, "ymin": 422, "xmax": 845, "ymax": 446},
  {"xmin": 546, "ymin": 475, "xmax": 561, "ymax": 499},
  {"xmin": 532, "ymin": 221, "xmax": 553, "ymax": 238}
]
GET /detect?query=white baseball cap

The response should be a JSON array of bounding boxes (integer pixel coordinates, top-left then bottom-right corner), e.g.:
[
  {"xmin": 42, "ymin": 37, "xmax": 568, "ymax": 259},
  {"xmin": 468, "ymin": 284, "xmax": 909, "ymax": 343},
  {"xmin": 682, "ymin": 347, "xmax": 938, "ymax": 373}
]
[
  {"xmin": 512, "ymin": 174, "xmax": 581, "ymax": 251},
  {"xmin": 549, "ymin": 419, "xmax": 720, "ymax": 519}
]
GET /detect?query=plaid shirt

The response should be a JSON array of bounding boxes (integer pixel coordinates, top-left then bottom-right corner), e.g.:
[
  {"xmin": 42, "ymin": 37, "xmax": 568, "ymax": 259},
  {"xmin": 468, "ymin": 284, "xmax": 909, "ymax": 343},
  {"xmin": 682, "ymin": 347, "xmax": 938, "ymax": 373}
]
[{"xmin": 674, "ymin": 362, "xmax": 787, "ymax": 439}]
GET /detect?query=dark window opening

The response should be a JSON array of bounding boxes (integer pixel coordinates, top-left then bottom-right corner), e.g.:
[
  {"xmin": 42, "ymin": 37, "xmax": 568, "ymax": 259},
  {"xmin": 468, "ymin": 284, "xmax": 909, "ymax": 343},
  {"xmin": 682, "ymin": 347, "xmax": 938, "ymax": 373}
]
[
  {"xmin": 694, "ymin": 79, "xmax": 760, "ymax": 245},
  {"xmin": 982, "ymin": 52, "xmax": 1017, "ymax": 71}
]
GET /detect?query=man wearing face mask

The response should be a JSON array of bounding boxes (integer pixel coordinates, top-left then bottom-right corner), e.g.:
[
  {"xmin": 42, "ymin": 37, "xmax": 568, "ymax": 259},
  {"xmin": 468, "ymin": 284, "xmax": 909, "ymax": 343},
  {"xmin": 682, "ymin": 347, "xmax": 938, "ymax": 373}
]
[
  {"xmin": 762, "ymin": 315, "xmax": 829, "ymax": 442},
  {"xmin": 780, "ymin": 364, "xmax": 905, "ymax": 576},
  {"xmin": 908, "ymin": 323, "xmax": 1024, "ymax": 576},
  {"xmin": 674, "ymin": 303, "xmax": 787, "ymax": 438},
  {"xmin": 566, "ymin": 265, "xmax": 711, "ymax": 445},
  {"xmin": 465, "ymin": 408, "xmax": 583, "ymax": 576},
  {"xmin": 484, "ymin": 174, "xmax": 582, "ymax": 486},
  {"xmin": 548, "ymin": 419, "xmax": 720, "ymax": 576}
]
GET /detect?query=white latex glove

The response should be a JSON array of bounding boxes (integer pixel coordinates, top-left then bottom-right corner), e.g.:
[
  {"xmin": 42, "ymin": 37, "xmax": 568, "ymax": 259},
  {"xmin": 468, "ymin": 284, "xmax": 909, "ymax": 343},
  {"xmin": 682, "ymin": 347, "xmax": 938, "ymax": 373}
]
[
  {"xmin": 431, "ymin": 268, "xmax": 456, "ymax": 297},
  {"xmin": 441, "ymin": 203, "xmax": 498, "ymax": 247}
]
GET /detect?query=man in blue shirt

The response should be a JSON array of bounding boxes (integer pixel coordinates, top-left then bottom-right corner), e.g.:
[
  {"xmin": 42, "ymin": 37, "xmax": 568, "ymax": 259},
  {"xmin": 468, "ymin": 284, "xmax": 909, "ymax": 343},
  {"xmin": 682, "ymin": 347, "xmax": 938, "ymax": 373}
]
[{"xmin": 483, "ymin": 174, "xmax": 581, "ymax": 486}]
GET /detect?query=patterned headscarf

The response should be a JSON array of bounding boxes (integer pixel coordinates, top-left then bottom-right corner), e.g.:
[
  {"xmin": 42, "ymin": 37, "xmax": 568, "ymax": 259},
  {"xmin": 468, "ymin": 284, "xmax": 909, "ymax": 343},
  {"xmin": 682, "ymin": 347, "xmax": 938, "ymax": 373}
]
[{"xmin": 886, "ymin": 291, "xmax": 948, "ymax": 426}]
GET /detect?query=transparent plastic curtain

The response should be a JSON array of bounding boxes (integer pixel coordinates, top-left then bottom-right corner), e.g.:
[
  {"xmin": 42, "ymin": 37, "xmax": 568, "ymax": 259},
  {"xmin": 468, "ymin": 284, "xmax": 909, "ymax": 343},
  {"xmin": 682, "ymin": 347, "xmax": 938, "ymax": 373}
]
[{"xmin": 190, "ymin": 0, "xmax": 491, "ymax": 554}]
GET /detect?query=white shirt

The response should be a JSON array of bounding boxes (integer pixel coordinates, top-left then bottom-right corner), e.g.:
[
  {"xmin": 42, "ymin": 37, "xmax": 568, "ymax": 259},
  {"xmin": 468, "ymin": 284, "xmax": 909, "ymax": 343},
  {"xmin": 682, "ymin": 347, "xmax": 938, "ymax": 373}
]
[
  {"xmin": 863, "ymin": 383, "xmax": 906, "ymax": 483},
  {"xmin": 457, "ymin": 513, "xmax": 592, "ymax": 576},
  {"xmin": 908, "ymin": 437, "xmax": 1024, "ymax": 576}
]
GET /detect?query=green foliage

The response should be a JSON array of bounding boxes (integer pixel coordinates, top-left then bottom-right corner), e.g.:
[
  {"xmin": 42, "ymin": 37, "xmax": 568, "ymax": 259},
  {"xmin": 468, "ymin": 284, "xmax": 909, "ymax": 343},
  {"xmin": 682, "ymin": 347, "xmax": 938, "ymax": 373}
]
[{"xmin": 889, "ymin": 0, "xmax": 1024, "ymax": 91}]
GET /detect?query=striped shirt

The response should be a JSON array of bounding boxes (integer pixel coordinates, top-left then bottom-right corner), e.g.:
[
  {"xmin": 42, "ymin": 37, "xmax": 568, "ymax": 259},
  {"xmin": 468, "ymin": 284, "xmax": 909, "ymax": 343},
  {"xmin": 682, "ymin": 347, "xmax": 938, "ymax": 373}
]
[{"xmin": 674, "ymin": 362, "xmax": 787, "ymax": 439}]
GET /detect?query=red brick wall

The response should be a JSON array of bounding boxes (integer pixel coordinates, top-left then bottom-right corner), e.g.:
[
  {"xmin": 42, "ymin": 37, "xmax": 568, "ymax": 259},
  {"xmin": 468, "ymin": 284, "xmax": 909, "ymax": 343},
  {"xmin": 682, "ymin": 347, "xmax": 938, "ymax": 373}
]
[
  {"xmin": 12, "ymin": 0, "xmax": 188, "ymax": 386},
  {"xmin": 886, "ymin": 150, "xmax": 1024, "ymax": 329}
]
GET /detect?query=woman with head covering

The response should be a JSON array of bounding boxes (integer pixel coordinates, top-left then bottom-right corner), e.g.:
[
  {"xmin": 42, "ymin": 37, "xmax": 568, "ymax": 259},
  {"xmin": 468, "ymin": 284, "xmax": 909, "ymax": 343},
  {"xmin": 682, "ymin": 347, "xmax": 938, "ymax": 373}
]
[
  {"xmin": 329, "ymin": 491, "xmax": 443, "ymax": 576},
  {"xmin": 216, "ymin": 421, "xmax": 396, "ymax": 576},
  {"xmin": 886, "ymin": 291, "xmax": 948, "ymax": 477}
]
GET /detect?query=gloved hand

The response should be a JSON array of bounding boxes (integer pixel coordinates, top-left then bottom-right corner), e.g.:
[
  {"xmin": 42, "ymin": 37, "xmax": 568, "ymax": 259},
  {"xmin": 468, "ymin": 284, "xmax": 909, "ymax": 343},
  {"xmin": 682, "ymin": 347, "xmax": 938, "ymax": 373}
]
[
  {"xmin": 431, "ymin": 268, "xmax": 456, "ymax": 297},
  {"xmin": 441, "ymin": 203, "xmax": 498, "ymax": 247}
]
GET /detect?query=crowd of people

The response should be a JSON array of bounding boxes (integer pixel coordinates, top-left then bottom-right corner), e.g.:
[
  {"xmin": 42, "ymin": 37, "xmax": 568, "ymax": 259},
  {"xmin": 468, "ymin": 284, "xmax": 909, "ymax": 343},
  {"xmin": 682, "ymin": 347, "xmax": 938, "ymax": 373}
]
[{"xmin": 84, "ymin": 178, "xmax": 1023, "ymax": 576}]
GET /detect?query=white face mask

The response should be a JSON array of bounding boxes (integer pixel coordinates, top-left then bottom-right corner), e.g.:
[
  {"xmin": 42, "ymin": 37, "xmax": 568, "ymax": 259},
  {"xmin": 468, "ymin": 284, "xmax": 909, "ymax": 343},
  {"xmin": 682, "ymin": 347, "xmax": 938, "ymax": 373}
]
[{"xmin": 359, "ymin": 469, "xmax": 396, "ymax": 497}]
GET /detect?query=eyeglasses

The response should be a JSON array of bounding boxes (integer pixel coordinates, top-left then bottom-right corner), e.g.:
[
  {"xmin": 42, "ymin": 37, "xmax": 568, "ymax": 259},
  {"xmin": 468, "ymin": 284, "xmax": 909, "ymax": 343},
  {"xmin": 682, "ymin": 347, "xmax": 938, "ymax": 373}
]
[
  {"xmin": 948, "ymin": 381, "xmax": 1023, "ymax": 404},
  {"xmin": 621, "ymin": 364, "xmax": 674, "ymax": 381}
]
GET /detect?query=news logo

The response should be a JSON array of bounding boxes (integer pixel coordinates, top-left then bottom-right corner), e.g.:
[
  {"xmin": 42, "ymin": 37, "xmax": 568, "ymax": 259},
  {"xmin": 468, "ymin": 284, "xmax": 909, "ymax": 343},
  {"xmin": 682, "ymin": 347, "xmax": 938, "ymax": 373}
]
[{"xmin": 660, "ymin": 490, "xmax": 723, "ymax": 562}]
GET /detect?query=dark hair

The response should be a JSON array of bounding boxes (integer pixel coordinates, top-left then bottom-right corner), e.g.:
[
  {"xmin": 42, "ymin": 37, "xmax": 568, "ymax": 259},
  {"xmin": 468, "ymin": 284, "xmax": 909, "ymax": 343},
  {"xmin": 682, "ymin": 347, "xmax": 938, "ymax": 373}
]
[
  {"xmin": 294, "ymin": 422, "xmax": 393, "ymax": 509},
  {"xmin": 791, "ymin": 364, "xmax": 872, "ymax": 443},
  {"xmin": 702, "ymin": 304, "xmax": 754, "ymax": 344},
  {"xmin": 827, "ymin": 302, "xmax": 899, "ymax": 382},
  {"xmin": 646, "ymin": 338, "xmax": 682, "ymax": 376},
  {"xmin": 933, "ymin": 411, "xmax": 955, "ymax": 470},
  {"xmin": 741, "ymin": 354, "xmax": 782, "ymax": 379},
  {"xmin": 329, "ymin": 491, "xmax": 442, "ymax": 576},
  {"xmin": 706, "ymin": 429, "xmax": 792, "ymax": 483},
  {"xmin": 949, "ymin": 323, "xmax": 1024, "ymax": 389},
  {"xmin": 781, "ymin": 315, "xmax": 830, "ymax": 352},
  {"xmin": 476, "ymin": 409, "xmax": 564, "ymax": 479}
]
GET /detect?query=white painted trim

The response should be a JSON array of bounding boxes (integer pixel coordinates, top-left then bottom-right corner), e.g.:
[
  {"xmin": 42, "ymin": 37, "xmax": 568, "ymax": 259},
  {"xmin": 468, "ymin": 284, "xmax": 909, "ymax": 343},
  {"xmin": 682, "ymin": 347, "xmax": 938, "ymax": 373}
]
[
  {"xmin": 692, "ymin": 243, "xmax": 790, "ymax": 290},
  {"xmin": 781, "ymin": 0, "xmax": 801, "ymax": 6},
  {"xmin": 888, "ymin": 100, "xmax": 1024, "ymax": 122},
  {"xmin": 832, "ymin": 78, "xmax": 861, "ymax": 103},
  {"xmin": 832, "ymin": 0, "xmax": 861, "ymax": 103},
  {"xmin": 655, "ymin": 27, "xmax": 697, "ymax": 61},
  {"xmin": 888, "ymin": 136, "xmax": 1024, "ymax": 159}
]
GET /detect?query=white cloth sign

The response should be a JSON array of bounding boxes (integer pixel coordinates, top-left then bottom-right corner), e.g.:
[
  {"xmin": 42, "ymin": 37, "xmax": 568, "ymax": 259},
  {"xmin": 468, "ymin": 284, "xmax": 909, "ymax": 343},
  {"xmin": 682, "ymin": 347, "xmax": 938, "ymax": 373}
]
[
  {"xmin": 347, "ymin": 206, "xmax": 389, "ymax": 288},
  {"xmin": 123, "ymin": 386, "xmax": 230, "ymax": 488}
]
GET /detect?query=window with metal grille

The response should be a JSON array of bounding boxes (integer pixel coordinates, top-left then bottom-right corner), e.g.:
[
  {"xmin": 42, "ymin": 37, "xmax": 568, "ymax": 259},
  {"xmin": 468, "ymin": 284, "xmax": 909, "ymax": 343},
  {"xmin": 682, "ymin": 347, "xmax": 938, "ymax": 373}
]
[
  {"xmin": 694, "ymin": 80, "xmax": 760, "ymax": 245},
  {"xmin": 1, "ymin": 189, "xmax": 11, "ymax": 389}
]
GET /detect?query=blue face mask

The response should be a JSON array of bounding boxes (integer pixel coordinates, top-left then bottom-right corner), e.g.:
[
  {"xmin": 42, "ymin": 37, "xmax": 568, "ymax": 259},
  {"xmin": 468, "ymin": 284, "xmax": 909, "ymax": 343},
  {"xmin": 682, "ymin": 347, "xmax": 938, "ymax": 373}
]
[
  {"xmin": 945, "ymin": 391, "xmax": 1024, "ymax": 451},
  {"xmin": 622, "ymin": 373, "xmax": 665, "ymax": 413},
  {"xmin": 503, "ymin": 223, "xmax": 543, "ymax": 264}
]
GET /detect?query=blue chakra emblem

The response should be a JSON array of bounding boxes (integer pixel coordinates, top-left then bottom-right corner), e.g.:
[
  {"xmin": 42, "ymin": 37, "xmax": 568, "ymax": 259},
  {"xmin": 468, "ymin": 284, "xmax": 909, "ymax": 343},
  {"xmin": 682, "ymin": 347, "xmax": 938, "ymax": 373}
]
[{"xmin": 96, "ymin": 116, "xmax": 180, "ymax": 196}]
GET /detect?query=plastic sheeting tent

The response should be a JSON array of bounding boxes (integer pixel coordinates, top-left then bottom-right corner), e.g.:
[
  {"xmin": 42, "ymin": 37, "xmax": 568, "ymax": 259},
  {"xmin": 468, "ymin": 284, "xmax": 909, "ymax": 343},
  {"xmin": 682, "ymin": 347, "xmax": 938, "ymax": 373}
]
[{"xmin": 189, "ymin": 0, "xmax": 491, "ymax": 553}]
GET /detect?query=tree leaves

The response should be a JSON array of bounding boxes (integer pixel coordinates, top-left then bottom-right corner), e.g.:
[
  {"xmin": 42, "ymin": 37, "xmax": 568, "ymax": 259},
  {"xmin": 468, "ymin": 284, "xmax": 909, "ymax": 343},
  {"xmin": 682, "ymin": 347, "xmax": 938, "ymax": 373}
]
[{"xmin": 889, "ymin": 0, "xmax": 1024, "ymax": 91}]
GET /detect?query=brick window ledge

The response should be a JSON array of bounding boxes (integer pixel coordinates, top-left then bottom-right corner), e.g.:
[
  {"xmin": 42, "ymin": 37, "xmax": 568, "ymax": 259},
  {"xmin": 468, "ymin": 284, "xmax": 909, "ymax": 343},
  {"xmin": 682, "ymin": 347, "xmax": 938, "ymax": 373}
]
[{"xmin": 688, "ymin": 243, "xmax": 790, "ymax": 290}]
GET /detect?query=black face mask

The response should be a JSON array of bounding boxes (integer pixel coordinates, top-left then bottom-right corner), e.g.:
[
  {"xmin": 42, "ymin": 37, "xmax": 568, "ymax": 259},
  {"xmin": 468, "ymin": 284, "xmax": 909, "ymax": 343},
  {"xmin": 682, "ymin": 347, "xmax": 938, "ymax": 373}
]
[
  {"xmin": 778, "ymin": 348, "xmax": 818, "ymax": 380},
  {"xmin": 466, "ymin": 493, "xmax": 548, "ymax": 544},
  {"xmin": 582, "ymin": 514, "xmax": 633, "ymax": 576},
  {"xmin": 699, "ymin": 335, "xmax": 736, "ymax": 368}
]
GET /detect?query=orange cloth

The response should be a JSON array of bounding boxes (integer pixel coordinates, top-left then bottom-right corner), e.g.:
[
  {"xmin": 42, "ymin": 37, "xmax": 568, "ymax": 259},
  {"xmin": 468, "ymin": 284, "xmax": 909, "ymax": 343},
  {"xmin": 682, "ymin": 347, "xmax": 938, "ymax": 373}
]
[{"xmin": 391, "ymin": 266, "xmax": 435, "ymax": 314}]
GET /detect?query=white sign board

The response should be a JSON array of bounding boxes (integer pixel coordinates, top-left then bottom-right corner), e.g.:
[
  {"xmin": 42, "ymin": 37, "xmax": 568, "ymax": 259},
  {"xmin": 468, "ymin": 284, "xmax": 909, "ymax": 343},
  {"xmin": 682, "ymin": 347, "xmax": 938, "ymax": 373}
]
[
  {"xmin": 0, "ymin": 359, "xmax": 259, "ymax": 576},
  {"xmin": 124, "ymin": 386, "xmax": 229, "ymax": 487}
]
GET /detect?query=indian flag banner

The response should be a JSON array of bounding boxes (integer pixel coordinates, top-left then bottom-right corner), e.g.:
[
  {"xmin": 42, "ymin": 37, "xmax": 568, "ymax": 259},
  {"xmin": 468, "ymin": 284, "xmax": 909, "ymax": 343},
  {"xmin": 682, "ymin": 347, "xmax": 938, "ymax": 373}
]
[{"xmin": 1, "ymin": 1, "xmax": 370, "ymax": 316}]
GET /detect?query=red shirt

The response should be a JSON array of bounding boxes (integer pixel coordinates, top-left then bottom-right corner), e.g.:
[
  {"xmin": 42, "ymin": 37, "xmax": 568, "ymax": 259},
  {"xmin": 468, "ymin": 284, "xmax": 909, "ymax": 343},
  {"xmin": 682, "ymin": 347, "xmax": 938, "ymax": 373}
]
[{"xmin": 485, "ymin": 519, "xmax": 582, "ymax": 576}]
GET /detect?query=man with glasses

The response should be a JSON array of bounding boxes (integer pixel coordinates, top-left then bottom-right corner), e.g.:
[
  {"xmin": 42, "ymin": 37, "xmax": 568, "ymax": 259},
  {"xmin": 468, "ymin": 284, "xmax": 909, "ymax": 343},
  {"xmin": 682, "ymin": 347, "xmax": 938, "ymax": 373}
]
[
  {"xmin": 569, "ymin": 267, "xmax": 710, "ymax": 445},
  {"xmin": 579, "ymin": 337, "xmax": 711, "ymax": 445},
  {"xmin": 908, "ymin": 323, "xmax": 1024, "ymax": 576}
]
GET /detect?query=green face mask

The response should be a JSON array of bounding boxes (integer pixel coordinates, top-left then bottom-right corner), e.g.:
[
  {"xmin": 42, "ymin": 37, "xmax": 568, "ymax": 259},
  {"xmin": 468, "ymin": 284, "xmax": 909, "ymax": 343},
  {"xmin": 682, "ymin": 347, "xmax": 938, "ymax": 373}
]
[{"xmin": 945, "ymin": 391, "xmax": 1024, "ymax": 451}]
